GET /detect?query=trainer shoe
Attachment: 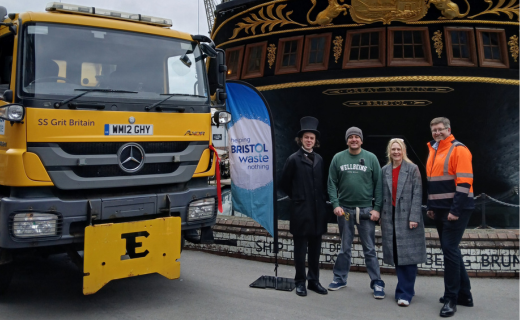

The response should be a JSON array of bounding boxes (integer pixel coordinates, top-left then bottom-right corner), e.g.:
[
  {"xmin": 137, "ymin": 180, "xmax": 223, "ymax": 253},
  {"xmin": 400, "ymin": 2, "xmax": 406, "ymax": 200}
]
[
  {"xmin": 397, "ymin": 299, "xmax": 410, "ymax": 307},
  {"xmin": 327, "ymin": 280, "xmax": 347, "ymax": 291},
  {"xmin": 371, "ymin": 279, "xmax": 386, "ymax": 299}
]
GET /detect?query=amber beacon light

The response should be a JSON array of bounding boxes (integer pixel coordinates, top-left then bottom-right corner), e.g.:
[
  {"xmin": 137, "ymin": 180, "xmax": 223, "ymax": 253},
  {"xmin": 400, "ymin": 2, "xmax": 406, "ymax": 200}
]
[{"xmin": 45, "ymin": 2, "xmax": 173, "ymax": 27}]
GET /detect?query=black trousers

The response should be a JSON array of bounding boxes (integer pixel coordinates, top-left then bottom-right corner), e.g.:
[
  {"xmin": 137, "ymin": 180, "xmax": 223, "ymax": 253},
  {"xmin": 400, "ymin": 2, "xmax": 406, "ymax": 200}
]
[
  {"xmin": 434, "ymin": 209, "xmax": 473, "ymax": 301},
  {"xmin": 293, "ymin": 235, "xmax": 322, "ymax": 285}
]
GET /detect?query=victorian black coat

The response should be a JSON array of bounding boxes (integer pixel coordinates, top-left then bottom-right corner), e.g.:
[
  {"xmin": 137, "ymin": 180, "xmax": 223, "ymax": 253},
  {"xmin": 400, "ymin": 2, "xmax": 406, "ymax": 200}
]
[{"xmin": 280, "ymin": 148, "xmax": 328, "ymax": 236}]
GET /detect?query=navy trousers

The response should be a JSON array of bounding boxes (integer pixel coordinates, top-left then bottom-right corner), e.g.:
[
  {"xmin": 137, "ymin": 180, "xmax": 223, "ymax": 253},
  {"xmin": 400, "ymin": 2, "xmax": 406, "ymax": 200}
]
[
  {"xmin": 293, "ymin": 235, "xmax": 322, "ymax": 285},
  {"xmin": 395, "ymin": 264, "xmax": 417, "ymax": 301},
  {"xmin": 434, "ymin": 209, "xmax": 473, "ymax": 301}
]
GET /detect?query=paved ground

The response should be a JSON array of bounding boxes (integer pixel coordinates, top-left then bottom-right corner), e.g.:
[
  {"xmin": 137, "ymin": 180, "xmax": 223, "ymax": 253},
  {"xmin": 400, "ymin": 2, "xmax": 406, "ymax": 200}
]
[{"xmin": 0, "ymin": 250, "xmax": 518, "ymax": 320}]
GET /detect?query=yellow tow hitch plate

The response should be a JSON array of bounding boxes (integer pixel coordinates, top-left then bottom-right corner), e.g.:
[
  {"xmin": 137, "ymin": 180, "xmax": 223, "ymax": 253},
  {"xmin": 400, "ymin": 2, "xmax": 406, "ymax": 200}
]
[{"xmin": 83, "ymin": 217, "xmax": 181, "ymax": 295}]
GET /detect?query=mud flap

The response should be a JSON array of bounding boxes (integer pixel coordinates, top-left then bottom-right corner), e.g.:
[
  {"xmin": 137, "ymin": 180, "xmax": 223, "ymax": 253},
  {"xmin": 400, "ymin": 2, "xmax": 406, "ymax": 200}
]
[{"xmin": 83, "ymin": 217, "xmax": 181, "ymax": 295}]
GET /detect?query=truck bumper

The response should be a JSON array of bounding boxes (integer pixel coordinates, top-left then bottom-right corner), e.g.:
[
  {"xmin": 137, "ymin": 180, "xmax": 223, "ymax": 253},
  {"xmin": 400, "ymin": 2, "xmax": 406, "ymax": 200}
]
[{"xmin": 0, "ymin": 182, "xmax": 217, "ymax": 249}]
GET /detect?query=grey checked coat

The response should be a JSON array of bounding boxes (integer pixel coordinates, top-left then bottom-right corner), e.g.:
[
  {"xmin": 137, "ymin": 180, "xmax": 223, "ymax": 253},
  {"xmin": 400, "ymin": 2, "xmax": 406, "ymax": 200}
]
[{"xmin": 381, "ymin": 161, "xmax": 426, "ymax": 266}]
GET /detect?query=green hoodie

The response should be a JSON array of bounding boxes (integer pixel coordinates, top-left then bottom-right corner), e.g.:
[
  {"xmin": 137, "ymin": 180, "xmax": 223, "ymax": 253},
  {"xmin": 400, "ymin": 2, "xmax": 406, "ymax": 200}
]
[{"xmin": 327, "ymin": 148, "xmax": 382, "ymax": 212}]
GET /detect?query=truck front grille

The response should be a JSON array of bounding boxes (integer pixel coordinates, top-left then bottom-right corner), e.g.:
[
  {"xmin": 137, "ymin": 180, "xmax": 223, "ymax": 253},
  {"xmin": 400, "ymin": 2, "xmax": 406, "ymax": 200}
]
[
  {"xmin": 57, "ymin": 141, "xmax": 190, "ymax": 155},
  {"xmin": 71, "ymin": 162, "xmax": 182, "ymax": 177},
  {"xmin": 28, "ymin": 141, "xmax": 208, "ymax": 190}
]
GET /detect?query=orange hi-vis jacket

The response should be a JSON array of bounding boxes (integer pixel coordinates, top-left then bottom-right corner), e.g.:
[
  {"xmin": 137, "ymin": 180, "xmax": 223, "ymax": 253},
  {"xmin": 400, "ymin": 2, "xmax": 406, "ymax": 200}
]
[{"xmin": 426, "ymin": 134, "xmax": 475, "ymax": 216}]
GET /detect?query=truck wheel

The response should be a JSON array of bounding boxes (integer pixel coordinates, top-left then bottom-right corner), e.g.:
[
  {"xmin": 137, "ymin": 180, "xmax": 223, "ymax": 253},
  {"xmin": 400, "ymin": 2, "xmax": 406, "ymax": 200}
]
[{"xmin": 0, "ymin": 263, "xmax": 14, "ymax": 295}]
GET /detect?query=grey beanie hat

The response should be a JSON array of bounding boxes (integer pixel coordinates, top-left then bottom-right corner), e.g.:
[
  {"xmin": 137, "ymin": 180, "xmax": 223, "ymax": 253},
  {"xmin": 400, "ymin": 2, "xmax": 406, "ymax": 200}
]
[{"xmin": 345, "ymin": 127, "xmax": 363, "ymax": 142}]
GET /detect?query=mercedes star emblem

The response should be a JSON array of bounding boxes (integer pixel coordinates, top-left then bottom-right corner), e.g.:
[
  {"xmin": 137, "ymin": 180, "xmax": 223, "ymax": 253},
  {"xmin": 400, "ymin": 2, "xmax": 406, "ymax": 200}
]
[{"xmin": 117, "ymin": 143, "xmax": 145, "ymax": 173}]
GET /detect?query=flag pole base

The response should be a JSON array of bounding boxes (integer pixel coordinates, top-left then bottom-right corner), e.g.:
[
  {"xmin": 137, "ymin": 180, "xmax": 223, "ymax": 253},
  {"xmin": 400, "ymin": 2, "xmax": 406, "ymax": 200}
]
[{"xmin": 249, "ymin": 275, "xmax": 295, "ymax": 291}]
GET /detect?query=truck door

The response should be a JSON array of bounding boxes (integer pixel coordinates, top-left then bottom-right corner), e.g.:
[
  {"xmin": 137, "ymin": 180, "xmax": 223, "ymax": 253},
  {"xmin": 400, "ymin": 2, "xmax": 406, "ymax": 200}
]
[{"xmin": 0, "ymin": 26, "xmax": 14, "ymax": 103}]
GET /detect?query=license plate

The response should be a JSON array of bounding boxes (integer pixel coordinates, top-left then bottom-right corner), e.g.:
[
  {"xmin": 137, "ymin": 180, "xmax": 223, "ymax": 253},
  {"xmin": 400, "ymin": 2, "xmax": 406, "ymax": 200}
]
[
  {"xmin": 104, "ymin": 124, "xmax": 153, "ymax": 135},
  {"xmin": 83, "ymin": 217, "xmax": 181, "ymax": 295}
]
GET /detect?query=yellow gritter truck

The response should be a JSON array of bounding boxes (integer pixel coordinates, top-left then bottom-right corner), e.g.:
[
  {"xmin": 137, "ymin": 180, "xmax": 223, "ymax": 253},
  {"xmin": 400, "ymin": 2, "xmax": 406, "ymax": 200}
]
[{"xmin": 0, "ymin": 2, "xmax": 229, "ymax": 294}]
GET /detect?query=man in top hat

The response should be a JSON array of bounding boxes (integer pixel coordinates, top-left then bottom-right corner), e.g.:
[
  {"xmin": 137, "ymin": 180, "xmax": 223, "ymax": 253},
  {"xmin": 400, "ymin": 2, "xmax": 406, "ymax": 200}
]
[{"xmin": 281, "ymin": 116, "xmax": 328, "ymax": 297}]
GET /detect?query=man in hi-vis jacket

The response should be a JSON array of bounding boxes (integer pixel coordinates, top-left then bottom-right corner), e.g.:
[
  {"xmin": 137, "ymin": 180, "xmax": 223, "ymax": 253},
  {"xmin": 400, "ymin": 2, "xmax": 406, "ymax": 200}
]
[{"xmin": 426, "ymin": 117, "xmax": 474, "ymax": 318}]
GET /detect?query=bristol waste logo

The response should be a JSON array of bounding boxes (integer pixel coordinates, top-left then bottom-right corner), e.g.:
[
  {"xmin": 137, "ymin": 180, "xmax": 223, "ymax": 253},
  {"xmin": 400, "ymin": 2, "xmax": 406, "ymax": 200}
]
[{"xmin": 228, "ymin": 118, "xmax": 273, "ymax": 190}]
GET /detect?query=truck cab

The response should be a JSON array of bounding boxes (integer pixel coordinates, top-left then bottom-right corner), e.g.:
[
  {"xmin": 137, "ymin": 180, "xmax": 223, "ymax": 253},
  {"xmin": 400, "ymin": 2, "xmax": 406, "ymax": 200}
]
[{"xmin": 0, "ymin": 2, "xmax": 228, "ymax": 294}]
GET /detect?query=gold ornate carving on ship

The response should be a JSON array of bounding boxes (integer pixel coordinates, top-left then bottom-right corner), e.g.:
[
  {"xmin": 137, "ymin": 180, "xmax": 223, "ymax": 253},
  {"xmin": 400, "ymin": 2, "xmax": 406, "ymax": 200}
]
[
  {"xmin": 508, "ymin": 35, "xmax": 519, "ymax": 62},
  {"xmin": 468, "ymin": 0, "xmax": 519, "ymax": 20},
  {"xmin": 267, "ymin": 44, "xmax": 277, "ymax": 68},
  {"xmin": 349, "ymin": 0, "xmax": 428, "ymax": 25},
  {"xmin": 323, "ymin": 86, "xmax": 454, "ymax": 95},
  {"xmin": 343, "ymin": 100, "xmax": 433, "ymax": 107},
  {"xmin": 256, "ymin": 76, "xmax": 519, "ymax": 91},
  {"xmin": 432, "ymin": 30, "xmax": 443, "ymax": 58},
  {"xmin": 306, "ymin": 0, "xmax": 351, "ymax": 26},
  {"xmin": 429, "ymin": 0, "xmax": 470, "ymax": 19},
  {"xmin": 333, "ymin": 36, "xmax": 344, "ymax": 63},
  {"xmin": 230, "ymin": 4, "xmax": 306, "ymax": 40}
]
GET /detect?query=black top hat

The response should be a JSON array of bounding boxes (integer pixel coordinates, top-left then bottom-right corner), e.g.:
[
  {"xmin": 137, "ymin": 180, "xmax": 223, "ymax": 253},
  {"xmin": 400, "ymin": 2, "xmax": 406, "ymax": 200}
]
[{"xmin": 297, "ymin": 116, "xmax": 320, "ymax": 138}]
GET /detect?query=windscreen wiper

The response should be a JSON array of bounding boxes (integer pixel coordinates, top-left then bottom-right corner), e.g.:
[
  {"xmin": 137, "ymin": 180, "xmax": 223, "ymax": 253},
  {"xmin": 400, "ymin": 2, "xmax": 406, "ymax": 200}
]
[
  {"xmin": 145, "ymin": 93, "xmax": 205, "ymax": 112},
  {"xmin": 54, "ymin": 88, "xmax": 137, "ymax": 109}
]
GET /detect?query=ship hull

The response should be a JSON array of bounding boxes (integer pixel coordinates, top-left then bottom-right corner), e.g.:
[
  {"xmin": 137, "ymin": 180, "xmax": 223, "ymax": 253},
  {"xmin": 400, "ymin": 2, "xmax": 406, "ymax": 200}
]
[{"xmin": 214, "ymin": 0, "xmax": 520, "ymax": 227}]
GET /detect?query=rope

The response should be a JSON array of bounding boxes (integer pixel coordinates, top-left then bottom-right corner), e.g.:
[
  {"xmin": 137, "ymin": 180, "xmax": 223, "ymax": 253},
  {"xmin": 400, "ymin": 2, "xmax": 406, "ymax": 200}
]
[
  {"xmin": 279, "ymin": 194, "xmax": 519, "ymax": 207},
  {"xmin": 485, "ymin": 194, "xmax": 520, "ymax": 208}
]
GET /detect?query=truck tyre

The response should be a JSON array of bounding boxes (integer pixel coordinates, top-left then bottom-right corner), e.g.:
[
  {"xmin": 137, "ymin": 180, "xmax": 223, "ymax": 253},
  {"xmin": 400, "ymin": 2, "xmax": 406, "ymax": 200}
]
[{"xmin": 0, "ymin": 262, "xmax": 14, "ymax": 295}]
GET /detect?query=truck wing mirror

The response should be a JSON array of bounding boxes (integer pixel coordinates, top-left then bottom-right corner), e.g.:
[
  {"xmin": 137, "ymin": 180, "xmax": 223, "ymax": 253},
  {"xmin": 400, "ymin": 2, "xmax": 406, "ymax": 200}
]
[
  {"xmin": 2, "ymin": 90, "xmax": 12, "ymax": 103},
  {"xmin": 0, "ymin": 8, "xmax": 16, "ymax": 35},
  {"xmin": 200, "ymin": 43, "xmax": 217, "ymax": 58},
  {"xmin": 208, "ymin": 48, "xmax": 226, "ymax": 108}
]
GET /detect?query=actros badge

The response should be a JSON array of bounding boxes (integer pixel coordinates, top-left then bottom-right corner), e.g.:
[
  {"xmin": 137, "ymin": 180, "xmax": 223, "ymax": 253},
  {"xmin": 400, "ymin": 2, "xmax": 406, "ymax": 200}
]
[{"xmin": 117, "ymin": 143, "xmax": 145, "ymax": 173}]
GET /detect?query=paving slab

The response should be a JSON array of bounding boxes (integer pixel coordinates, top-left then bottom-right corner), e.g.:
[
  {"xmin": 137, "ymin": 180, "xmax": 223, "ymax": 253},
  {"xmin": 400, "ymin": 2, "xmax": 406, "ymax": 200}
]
[{"xmin": 0, "ymin": 251, "xmax": 517, "ymax": 320}]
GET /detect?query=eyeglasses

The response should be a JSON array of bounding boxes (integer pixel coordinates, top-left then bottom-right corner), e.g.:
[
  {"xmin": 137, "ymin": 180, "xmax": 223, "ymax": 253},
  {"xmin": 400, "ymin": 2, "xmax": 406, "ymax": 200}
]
[{"xmin": 431, "ymin": 128, "xmax": 448, "ymax": 133}]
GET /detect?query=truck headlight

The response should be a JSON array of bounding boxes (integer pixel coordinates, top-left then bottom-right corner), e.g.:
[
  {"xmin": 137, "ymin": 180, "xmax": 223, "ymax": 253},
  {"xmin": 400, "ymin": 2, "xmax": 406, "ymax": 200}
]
[
  {"xmin": 187, "ymin": 198, "xmax": 215, "ymax": 221},
  {"xmin": 0, "ymin": 104, "xmax": 25, "ymax": 122},
  {"xmin": 12, "ymin": 213, "xmax": 58, "ymax": 238},
  {"xmin": 213, "ymin": 111, "xmax": 231, "ymax": 126}
]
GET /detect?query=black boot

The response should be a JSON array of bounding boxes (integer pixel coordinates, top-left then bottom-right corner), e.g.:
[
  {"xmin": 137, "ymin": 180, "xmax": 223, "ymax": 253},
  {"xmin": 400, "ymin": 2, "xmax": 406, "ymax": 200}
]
[
  {"xmin": 439, "ymin": 293, "xmax": 474, "ymax": 307},
  {"xmin": 295, "ymin": 282, "xmax": 307, "ymax": 297},
  {"xmin": 440, "ymin": 298, "xmax": 457, "ymax": 317},
  {"xmin": 307, "ymin": 281, "xmax": 328, "ymax": 295}
]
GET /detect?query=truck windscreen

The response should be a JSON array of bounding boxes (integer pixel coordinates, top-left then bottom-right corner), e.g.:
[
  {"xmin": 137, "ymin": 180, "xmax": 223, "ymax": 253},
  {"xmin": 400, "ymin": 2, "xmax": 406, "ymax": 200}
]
[{"xmin": 21, "ymin": 23, "xmax": 208, "ymax": 102}]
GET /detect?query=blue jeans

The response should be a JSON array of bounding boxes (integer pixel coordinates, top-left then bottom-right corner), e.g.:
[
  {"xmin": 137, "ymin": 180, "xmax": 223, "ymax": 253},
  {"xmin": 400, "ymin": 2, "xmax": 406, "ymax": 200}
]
[
  {"xmin": 434, "ymin": 209, "xmax": 472, "ymax": 301},
  {"xmin": 395, "ymin": 264, "xmax": 417, "ymax": 301},
  {"xmin": 332, "ymin": 206, "xmax": 381, "ymax": 283}
]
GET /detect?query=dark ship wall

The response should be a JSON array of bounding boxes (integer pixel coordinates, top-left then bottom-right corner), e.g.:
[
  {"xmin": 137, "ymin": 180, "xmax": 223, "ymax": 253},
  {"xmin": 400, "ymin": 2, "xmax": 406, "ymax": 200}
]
[{"xmin": 214, "ymin": 0, "xmax": 520, "ymax": 227}]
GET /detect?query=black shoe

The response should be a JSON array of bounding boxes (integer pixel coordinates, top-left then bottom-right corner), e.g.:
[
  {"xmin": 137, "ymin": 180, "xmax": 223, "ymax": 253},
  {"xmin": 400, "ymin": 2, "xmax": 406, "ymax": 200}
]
[
  {"xmin": 295, "ymin": 283, "xmax": 307, "ymax": 297},
  {"xmin": 440, "ymin": 299, "xmax": 457, "ymax": 317},
  {"xmin": 439, "ymin": 295, "xmax": 474, "ymax": 307},
  {"xmin": 307, "ymin": 281, "xmax": 328, "ymax": 295}
]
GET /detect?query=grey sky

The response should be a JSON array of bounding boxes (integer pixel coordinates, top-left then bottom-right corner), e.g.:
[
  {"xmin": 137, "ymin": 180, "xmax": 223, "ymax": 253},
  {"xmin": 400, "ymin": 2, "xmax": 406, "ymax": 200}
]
[{"xmin": 4, "ymin": 0, "xmax": 212, "ymax": 35}]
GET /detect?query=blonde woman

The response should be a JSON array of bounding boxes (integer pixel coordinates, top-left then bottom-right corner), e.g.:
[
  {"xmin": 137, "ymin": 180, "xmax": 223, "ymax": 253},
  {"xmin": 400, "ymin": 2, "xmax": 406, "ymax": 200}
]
[{"xmin": 380, "ymin": 138, "xmax": 426, "ymax": 307}]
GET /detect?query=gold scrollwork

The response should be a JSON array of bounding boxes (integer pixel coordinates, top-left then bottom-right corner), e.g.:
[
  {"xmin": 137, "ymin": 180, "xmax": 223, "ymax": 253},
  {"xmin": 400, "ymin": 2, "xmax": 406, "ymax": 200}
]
[
  {"xmin": 267, "ymin": 44, "xmax": 277, "ymax": 69},
  {"xmin": 217, "ymin": 23, "xmax": 363, "ymax": 49},
  {"xmin": 350, "ymin": 0, "xmax": 428, "ymax": 25},
  {"xmin": 230, "ymin": 4, "xmax": 306, "ymax": 40},
  {"xmin": 343, "ymin": 100, "xmax": 432, "ymax": 107},
  {"xmin": 432, "ymin": 30, "xmax": 443, "ymax": 58},
  {"xmin": 508, "ymin": 35, "xmax": 519, "ymax": 62},
  {"xmin": 323, "ymin": 86, "xmax": 454, "ymax": 95},
  {"xmin": 306, "ymin": 0, "xmax": 350, "ymax": 26},
  {"xmin": 429, "ymin": 0, "xmax": 471, "ymax": 20},
  {"xmin": 333, "ymin": 36, "xmax": 343, "ymax": 63},
  {"xmin": 468, "ymin": 0, "xmax": 519, "ymax": 20},
  {"xmin": 256, "ymin": 76, "xmax": 519, "ymax": 91},
  {"xmin": 406, "ymin": 19, "xmax": 519, "ymax": 25}
]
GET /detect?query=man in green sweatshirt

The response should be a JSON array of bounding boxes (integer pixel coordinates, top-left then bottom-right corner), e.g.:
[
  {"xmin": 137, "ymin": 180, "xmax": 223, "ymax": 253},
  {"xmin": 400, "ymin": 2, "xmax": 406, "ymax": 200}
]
[{"xmin": 327, "ymin": 127, "xmax": 385, "ymax": 299}]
